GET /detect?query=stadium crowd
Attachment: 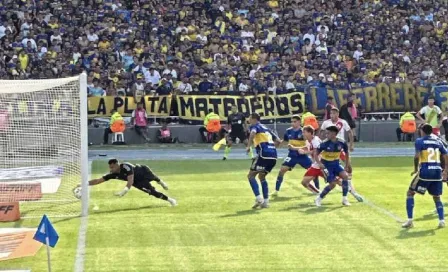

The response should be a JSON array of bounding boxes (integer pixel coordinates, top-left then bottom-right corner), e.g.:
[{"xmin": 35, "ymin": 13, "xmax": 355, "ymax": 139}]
[{"xmin": 0, "ymin": 0, "xmax": 448, "ymax": 97}]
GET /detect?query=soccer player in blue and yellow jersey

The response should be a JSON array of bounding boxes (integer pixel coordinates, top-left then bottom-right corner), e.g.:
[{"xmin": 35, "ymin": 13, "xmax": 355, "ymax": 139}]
[
  {"xmin": 403, "ymin": 124, "xmax": 448, "ymax": 229},
  {"xmin": 314, "ymin": 125, "xmax": 352, "ymax": 207},
  {"xmin": 246, "ymin": 113, "xmax": 281, "ymax": 209},
  {"xmin": 272, "ymin": 115, "xmax": 319, "ymax": 196}
]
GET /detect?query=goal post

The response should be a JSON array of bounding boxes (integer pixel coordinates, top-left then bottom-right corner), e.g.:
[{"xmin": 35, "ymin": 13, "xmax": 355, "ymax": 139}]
[{"xmin": 0, "ymin": 74, "xmax": 89, "ymax": 218}]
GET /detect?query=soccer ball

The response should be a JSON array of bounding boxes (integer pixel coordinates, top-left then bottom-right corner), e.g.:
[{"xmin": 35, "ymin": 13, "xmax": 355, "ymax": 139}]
[{"xmin": 73, "ymin": 187, "xmax": 82, "ymax": 200}]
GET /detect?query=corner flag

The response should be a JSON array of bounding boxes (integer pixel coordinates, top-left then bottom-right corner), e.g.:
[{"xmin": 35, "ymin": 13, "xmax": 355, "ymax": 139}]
[{"xmin": 33, "ymin": 215, "xmax": 59, "ymax": 248}]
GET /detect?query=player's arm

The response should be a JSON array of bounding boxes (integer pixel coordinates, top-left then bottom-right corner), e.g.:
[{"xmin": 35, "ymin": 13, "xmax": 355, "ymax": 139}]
[
  {"xmin": 343, "ymin": 142, "xmax": 351, "ymax": 171},
  {"xmin": 344, "ymin": 121, "xmax": 354, "ymax": 151},
  {"xmin": 88, "ymin": 178, "xmax": 105, "ymax": 186},
  {"xmin": 412, "ymin": 140, "xmax": 421, "ymax": 176},
  {"xmin": 319, "ymin": 122, "xmax": 327, "ymax": 139},
  {"xmin": 115, "ymin": 175, "xmax": 133, "ymax": 197},
  {"xmin": 438, "ymin": 107, "xmax": 444, "ymax": 128},
  {"xmin": 116, "ymin": 165, "xmax": 134, "ymax": 197},
  {"xmin": 289, "ymin": 141, "xmax": 311, "ymax": 154},
  {"xmin": 440, "ymin": 143, "xmax": 448, "ymax": 180},
  {"xmin": 416, "ymin": 108, "xmax": 425, "ymax": 123},
  {"xmin": 246, "ymin": 129, "xmax": 256, "ymax": 153},
  {"xmin": 315, "ymin": 146, "xmax": 325, "ymax": 169}
]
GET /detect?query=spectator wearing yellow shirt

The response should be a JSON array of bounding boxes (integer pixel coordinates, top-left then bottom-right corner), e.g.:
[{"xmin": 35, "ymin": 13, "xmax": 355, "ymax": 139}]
[
  {"xmin": 201, "ymin": 51, "xmax": 213, "ymax": 65},
  {"xmin": 267, "ymin": 0, "xmax": 279, "ymax": 8},
  {"xmin": 98, "ymin": 37, "xmax": 111, "ymax": 51},
  {"xmin": 215, "ymin": 16, "xmax": 226, "ymax": 34},
  {"xmin": 18, "ymin": 50, "xmax": 29, "ymax": 71},
  {"xmin": 234, "ymin": 13, "xmax": 249, "ymax": 27}
]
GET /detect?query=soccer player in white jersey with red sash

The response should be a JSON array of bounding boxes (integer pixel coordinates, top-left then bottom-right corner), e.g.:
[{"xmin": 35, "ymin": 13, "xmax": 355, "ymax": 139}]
[
  {"xmin": 294, "ymin": 126, "xmax": 323, "ymax": 194},
  {"xmin": 320, "ymin": 107, "xmax": 364, "ymax": 202}
]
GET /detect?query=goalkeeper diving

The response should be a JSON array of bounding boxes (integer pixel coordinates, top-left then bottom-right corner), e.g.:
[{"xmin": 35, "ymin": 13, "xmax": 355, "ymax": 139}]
[{"xmin": 80, "ymin": 159, "xmax": 177, "ymax": 206}]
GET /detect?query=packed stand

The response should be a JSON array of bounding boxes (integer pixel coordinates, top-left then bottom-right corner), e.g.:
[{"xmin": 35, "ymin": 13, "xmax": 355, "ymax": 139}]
[{"xmin": 0, "ymin": 0, "xmax": 448, "ymax": 98}]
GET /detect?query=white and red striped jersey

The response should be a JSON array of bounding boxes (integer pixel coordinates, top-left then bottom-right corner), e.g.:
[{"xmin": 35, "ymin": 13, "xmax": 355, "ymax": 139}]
[
  {"xmin": 320, "ymin": 118, "xmax": 351, "ymax": 140},
  {"xmin": 308, "ymin": 136, "xmax": 322, "ymax": 169}
]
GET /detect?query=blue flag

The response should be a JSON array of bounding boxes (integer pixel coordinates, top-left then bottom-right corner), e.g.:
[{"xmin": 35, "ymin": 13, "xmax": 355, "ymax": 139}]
[{"xmin": 33, "ymin": 215, "xmax": 59, "ymax": 248}]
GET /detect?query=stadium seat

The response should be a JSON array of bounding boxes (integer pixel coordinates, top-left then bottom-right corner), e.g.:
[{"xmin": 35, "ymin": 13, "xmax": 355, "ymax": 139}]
[{"xmin": 113, "ymin": 132, "xmax": 125, "ymax": 144}]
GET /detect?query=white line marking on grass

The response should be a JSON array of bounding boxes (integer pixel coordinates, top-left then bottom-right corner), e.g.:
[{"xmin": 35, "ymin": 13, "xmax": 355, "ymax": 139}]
[
  {"xmin": 74, "ymin": 160, "xmax": 91, "ymax": 272},
  {"xmin": 362, "ymin": 199, "xmax": 405, "ymax": 223},
  {"xmin": 335, "ymin": 187, "xmax": 405, "ymax": 223}
]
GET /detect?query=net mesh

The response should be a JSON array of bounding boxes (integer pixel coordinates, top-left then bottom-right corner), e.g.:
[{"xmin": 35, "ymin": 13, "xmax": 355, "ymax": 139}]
[{"xmin": 0, "ymin": 77, "xmax": 83, "ymax": 218}]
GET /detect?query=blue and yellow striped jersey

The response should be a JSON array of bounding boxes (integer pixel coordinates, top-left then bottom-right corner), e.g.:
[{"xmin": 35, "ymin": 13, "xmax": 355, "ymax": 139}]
[
  {"xmin": 250, "ymin": 123, "xmax": 278, "ymax": 159},
  {"xmin": 317, "ymin": 138, "xmax": 348, "ymax": 164},
  {"xmin": 415, "ymin": 135, "xmax": 447, "ymax": 181},
  {"xmin": 283, "ymin": 127, "xmax": 308, "ymax": 158}
]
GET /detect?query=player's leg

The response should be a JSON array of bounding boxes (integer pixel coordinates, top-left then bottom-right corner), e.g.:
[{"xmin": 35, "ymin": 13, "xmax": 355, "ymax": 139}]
[
  {"xmin": 241, "ymin": 133, "xmax": 253, "ymax": 159},
  {"xmin": 258, "ymin": 159, "xmax": 276, "ymax": 208},
  {"xmin": 428, "ymin": 181, "xmax": 445, "ymax": 228},
  {"xmin": 144, "ymin": 166, "xmax": 169, "ymax": 190},
  {"xmin": 338, "ymin": 168, "xmax": 351, "ymax": 206},
  {"xmin": 298, "ymin": 158, "xmax": 319, "ymax": 190},
  {"xmin": 223, "ymin": 134, "xmax": 233, "ymax": 160},
  {"xmin": 315, "ymin": 168, "xmax": 337, "ymax": 207},
  {"xmin": 248, "ymin": 158, "xmax": 264, "ymax": 208},
  {"xmin": 301, "ymin": 170, "xmax": 320, "ymax": 194},
  {"xmin": 273, "ymin": 157, "xmax": 295, "ymax": 196},
  {"xmin": 403, "ymin": 176, "xmax": 420, "ymax": 228},
  {"xmin": 133, "ymin": 182, "xmax": 177, "ymax": 206},
  {"xmin": 340, "ymin": 152, "xmax": 364, "ymax": 202}
]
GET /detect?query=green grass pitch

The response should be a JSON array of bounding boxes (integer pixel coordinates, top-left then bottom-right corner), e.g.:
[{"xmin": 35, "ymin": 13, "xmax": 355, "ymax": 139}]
[{"xmin": 2, "ymin": 157, "xmax": 448, "ymax": 271}]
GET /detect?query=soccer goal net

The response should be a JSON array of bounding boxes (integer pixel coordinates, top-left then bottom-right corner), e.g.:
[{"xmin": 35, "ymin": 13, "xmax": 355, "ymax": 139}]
[{"xmin": 0, "ymin": 74, "xmax": 89, "ymax": 218}]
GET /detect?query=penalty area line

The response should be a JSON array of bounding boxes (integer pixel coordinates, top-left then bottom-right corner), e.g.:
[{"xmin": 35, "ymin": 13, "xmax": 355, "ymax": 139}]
[
  {"xmin": 74, "ymin": 160, "xmax": 91, "ymax": 272},
  {"xmin": 362, "ymin": 198, "xmax": 405, "ymax": 223},
  {"xmin": 335, "ymin": 187, "xmax": 405, "ymax": 223}
]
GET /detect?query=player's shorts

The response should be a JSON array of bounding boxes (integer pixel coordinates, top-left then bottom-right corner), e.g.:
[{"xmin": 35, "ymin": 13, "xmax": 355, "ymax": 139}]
[
  {"xmin": 250, "ymin": 156, "xmax": 277, "ymax": 173},
  {"xmin": 432, "ymin": 127, "xmax": 441, "ymax": 136},
  {"xmin": 324, "ymin": 163, "xmax": 345, "ymax": 182},
  {"xmin": 138, "ymin": 165, "xmax": 159, "ymax": 182},
  {"xmin": 228, "ymin": 130, "xmax": 247, "ymax": 142},
  {"xmin": 409, "ymin": 175, "xmax": 443, "ymax": 196},
  {"xmin": 282, "ymin": 155, "xmax": 312, "ymax": 170},
  {"xmin": 133, "ymin": 181, "xmax": 156, "ymax": 192},
  {"xmin": 304, "ymin": 167, "xmax": 325, "ymax": 178}
]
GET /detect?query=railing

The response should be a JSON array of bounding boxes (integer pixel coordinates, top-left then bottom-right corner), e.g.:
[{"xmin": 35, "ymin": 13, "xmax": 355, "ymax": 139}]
[{"xmin": 360, "ymin": 112, "xmax": 416, "ymax": 122}]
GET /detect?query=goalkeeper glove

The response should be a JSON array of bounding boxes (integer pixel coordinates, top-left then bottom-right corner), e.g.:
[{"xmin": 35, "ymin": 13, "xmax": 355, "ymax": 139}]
[{"xmin": 115, "ymin": 187, "xmax": 130, "ymax": 197}]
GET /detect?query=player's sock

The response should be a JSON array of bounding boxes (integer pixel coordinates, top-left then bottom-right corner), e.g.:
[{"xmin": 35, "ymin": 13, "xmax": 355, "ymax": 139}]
[
  {"xmin": 224, "ymin": 146, "xmax": 231, "ymax": 159},
  {"xmin": 249, "ymin": 146, "xmax": 254, "ymax": 158},
  {"xmin": 152, "ymin": 191, "xmax": 169, "ymax": 201},
  {"xmin": 406, "ymin": 197, "xmax": 414, "ymax": 219},
  {"xmin": 275, "ymin": 175, "xmax": 284, "ymax": 191},
  {"xmin": 319, "ymin": 185, "xmax": 333, "ymax": 199},
  {"xmin": 261, "ymin": 180, "xmax": 269, "ymax": 199},
  {"xmin": 342, "ymin": 180, "xmax": 349, "ymax": 197},
  {"xmin": 307, "ymin": 183, "xmax": 320, "ymax": 194},
  {"xmin": 249, "ymin": 177, "xmax": 260, "ymax": 197},
  {"xmin": 435, "ymin": 200, "xmax": 445, "ymax": 221},
  {"xmin": 313, "ymin": 177, "xmax": 320, "ymax": 190}
]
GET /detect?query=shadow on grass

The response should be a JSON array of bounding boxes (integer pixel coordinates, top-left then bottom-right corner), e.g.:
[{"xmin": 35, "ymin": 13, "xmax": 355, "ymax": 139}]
[
  {"xmin": 270, "ymin": 196, "xmax": 303, "ymax": 203},
  {"xmin": 220, "ymin": 209, "xmax": 259, "ymax": 218},
  {"xmin": 396, "ymin": 228, "xmax": 438, "ymax": 239},
  {"xmin": 280, "ymin": 203, "xmax": 344, "ymax": 214},
  {"xmin": 89, "ymin": 205, "xmax": 164, "ymax": 216},
  {"xmin": 415, "ymin": 213, "xmax": 438, "ymax": 222}
]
